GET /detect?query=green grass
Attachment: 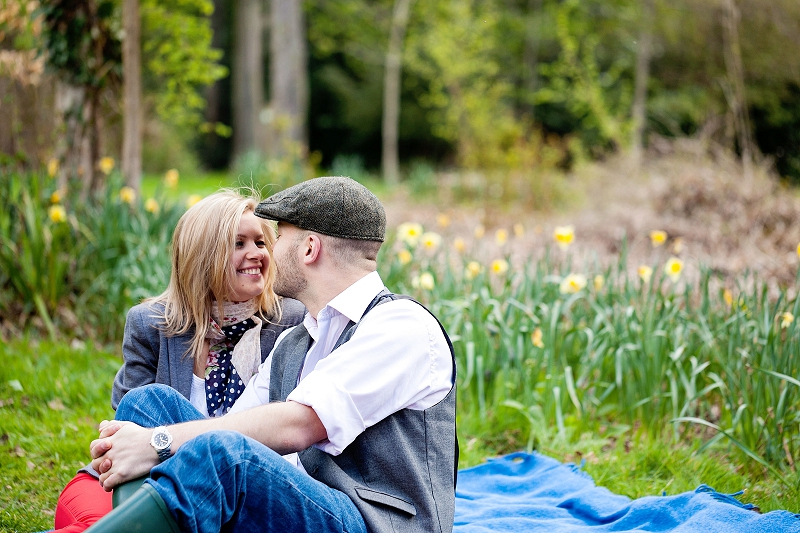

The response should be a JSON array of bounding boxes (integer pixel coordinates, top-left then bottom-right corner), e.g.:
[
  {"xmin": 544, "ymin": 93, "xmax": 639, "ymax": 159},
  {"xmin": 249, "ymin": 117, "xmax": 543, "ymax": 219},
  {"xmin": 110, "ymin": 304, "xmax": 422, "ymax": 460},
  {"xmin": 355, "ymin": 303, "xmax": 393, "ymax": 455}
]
[
  {"xmin": 1, "ymin": 337, "xmax": 798, "ymax": 533},
  {"xmin": 0, "ymin": 339, "xmax": 118, "ymax": 532}
]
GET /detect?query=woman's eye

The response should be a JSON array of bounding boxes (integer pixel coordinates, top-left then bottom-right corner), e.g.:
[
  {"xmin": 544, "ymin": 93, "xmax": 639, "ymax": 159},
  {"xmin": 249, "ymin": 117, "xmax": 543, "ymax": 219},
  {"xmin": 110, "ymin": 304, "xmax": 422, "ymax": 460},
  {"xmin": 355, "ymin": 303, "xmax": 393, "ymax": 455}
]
[
  {"xmin": 256, "ymin": 240, "xmax": 266, "ymax": 248},
  {"xmin": 235, "ymin": 240, "xmax": 244, "ymax": 248}
]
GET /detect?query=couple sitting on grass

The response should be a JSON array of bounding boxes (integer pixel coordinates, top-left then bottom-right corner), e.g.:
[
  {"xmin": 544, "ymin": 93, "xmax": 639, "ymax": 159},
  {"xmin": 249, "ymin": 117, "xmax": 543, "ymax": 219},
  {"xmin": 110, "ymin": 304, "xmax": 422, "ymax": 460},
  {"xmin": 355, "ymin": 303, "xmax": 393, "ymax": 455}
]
[{"xmin": 53, "ymin": 177, "xmax": 457, "ymax": 533}]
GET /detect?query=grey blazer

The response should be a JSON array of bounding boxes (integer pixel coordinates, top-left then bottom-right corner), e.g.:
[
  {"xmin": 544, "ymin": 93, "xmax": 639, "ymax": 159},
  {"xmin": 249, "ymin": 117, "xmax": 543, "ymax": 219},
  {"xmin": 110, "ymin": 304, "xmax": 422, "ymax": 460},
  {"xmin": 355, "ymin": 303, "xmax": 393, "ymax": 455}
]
[{"xmin": 111, "ymin": 297, "xmax": 305, "ymax": 410}]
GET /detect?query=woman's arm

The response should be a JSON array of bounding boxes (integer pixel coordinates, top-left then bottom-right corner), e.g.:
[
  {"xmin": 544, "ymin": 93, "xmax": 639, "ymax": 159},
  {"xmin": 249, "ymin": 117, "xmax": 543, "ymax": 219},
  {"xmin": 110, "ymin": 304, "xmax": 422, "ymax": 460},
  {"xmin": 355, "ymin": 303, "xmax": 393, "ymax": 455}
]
[{"xmin": 111, "ymin": 304, "xmax": 162, "ymax": 410}]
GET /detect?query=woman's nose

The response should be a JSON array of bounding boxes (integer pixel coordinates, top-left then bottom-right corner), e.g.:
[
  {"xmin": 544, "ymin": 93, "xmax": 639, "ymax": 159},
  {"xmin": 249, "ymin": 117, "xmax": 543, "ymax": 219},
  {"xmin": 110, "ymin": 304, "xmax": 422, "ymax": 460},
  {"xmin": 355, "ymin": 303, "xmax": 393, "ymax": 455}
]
[{"xmin": 245, "ymin": 243, "xmax": 265, "ymax": 259}]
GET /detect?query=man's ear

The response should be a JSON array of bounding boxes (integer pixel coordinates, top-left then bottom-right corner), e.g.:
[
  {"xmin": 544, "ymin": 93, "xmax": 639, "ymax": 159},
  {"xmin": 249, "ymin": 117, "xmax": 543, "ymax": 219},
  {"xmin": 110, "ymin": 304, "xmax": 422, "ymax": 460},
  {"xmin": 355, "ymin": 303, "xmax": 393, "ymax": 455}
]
[{"xmin": 302, "ymin": 234, "xmax": 322, "ymax": 265}]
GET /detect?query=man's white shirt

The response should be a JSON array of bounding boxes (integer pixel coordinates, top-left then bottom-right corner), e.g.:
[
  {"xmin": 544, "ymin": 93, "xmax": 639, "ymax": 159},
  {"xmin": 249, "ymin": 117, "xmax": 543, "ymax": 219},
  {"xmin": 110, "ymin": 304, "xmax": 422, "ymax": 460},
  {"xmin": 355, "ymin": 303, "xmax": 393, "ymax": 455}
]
[{"xmin": 229, "ymin": 271, "xmax": 453, "ymax": 467}]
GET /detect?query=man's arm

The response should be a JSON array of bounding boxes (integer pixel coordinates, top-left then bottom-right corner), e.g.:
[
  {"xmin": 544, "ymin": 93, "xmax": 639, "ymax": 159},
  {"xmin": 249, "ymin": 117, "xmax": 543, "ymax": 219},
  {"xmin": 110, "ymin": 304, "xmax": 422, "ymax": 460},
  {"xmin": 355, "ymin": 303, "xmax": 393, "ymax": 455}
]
[{"xmin": 90, "ymin": 400, "xmax": 326, "ymax": 490}]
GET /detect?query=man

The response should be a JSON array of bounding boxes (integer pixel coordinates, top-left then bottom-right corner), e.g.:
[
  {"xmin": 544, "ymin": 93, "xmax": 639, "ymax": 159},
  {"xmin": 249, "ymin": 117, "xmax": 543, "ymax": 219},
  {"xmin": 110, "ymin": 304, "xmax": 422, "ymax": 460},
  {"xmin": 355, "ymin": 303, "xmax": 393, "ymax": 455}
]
[{"xmin": 87, "ymin": 176, "xmax": 457, "ymax": 533}]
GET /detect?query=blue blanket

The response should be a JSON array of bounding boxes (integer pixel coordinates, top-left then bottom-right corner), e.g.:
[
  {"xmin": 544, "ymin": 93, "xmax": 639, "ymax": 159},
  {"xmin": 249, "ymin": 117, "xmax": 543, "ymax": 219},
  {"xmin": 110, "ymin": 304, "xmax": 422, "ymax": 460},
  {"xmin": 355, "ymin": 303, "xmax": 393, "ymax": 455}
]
[{"xmin": 454, "ymin": 452, "xmax": 800, "ymax": 532}]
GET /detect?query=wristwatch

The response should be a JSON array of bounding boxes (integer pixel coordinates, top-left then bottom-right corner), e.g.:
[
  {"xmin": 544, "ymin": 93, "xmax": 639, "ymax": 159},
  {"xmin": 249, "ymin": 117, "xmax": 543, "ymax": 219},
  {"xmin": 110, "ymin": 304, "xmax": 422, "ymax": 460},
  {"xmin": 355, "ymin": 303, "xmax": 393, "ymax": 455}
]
[{"xmin": 150, "ymin": 426, "xmax": 173, "ymax": 462}]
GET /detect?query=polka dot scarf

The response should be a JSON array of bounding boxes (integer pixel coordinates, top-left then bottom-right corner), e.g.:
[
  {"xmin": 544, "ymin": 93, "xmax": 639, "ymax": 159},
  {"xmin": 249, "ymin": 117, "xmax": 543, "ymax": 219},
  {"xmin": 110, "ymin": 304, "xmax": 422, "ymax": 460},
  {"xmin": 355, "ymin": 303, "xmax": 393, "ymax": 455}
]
[{"xmin": 205, "ymin": 300, "xmax": 263, "ymax": 417}]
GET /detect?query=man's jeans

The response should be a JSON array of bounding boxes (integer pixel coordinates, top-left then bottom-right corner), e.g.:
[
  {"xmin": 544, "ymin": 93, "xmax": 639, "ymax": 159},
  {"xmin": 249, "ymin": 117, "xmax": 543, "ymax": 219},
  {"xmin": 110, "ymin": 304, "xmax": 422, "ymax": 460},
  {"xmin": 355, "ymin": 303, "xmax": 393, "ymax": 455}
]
[{"xmin": 115, "ymin": 384, "xmax": 367, "ymax": 533}]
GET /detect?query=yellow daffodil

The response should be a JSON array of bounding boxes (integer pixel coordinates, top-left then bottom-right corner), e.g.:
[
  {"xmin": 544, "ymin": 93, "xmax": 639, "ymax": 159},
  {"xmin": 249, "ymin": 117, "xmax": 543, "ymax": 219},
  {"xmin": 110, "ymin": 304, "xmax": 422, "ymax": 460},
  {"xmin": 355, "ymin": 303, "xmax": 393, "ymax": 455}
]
[
  {"xmin": 672, "ymin": 238, "xmax": 684, "ymax": 254},
  {"xmin": 474, "ymin": 224, "xmax": 485, "ymax": 239},
  {"xmin": 47, "ymin": 158, "xmax": 59, "ymax": 178},
  {"xmin": 50, "ymin": 190, "xmax": 62, "ymax": 204},
  {"xmin": 99, "ymin": 156, "xmax": 115, "ymax": 175},
  {"xmin": 421, "ymin": 232, "xmax": 442, "ymax": 250},
  {"xmin": 397, "ymin": 222, "xmax": 424, "ymax": 246},
  {"xmin": 164, "ymin": 169, "xmax": 179, "ymax": 189},
  {"xmin": 186, "ymin": 194, "xmax": 203, "ymax": 208},
  {"xmin": 495, "ymin": 229, "xmax": 508, "ymax": 246},
  {"xmin": 780, "ymin": 312, "xmax": 794, "ymax": 329},
  {"xmin": 513, "ymin": 223, "xmax": 524, "ymax": 238},
  {"xmin": 723, "ymin": 289, "xmax": 733, "ymax": 307},
  {"xmin": 48, "ymin": 205, "xmax": 67, "ymax": 224},
  {"xmin": 664, "ymin": 257, "xmax": 683, "ymax": 282},
  {"xmin": 453, "ymin": 237, "xmax": 466, "ymax": 254},
  {"xmin": 397, "ymin": 249, "xmax": 412, "ymax": 265},
  {"xmin": 145, "ymin": 198, "xmax": 160, "ymax": 214},
  {"xmin": 638, "ymin": 265, "xmax": 653, "ymax": 284},
  {"xmin": 119, "ymin": 186, "xmax": 136, "ymax": 204},
  {"xmin": 436, "ymin": 213, "xmax": 450, "ymax": 228},
  {"xmin": 797, "ymin": 242, "xmax": 800, "ymax": 259},
  {"xmin": 593, "ymin": 275, "xmax": 605, "ymax": 291},
  {"xmin": 559, "ymin": 273, "xmax": 587, "ymax": 294},
  {"xmin": 490, "ymin": 259, "xmax": 509, "ymax": 276},
  {"xmin": 412, "ymin": 272, "xmax": 435, "ymax": 291},
  {"xmin": 465, "ymin": 261, "xmax": 482, "ymax": 280},
  {"xmin": 650, "ymin": 230, "xmax": 667, "ymax": 247},
  {"xmin": 531, "ymin": 327, "xmax": 544, "ymax": 348},
  {"xmin": 553, "ymin": 225, "xmax": 574, "ymax": 251}
]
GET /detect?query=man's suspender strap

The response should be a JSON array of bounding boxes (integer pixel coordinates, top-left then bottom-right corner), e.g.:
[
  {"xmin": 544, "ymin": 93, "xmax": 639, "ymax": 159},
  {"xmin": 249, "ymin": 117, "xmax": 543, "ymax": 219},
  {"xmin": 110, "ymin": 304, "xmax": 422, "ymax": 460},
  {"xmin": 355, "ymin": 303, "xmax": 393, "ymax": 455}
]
[{"xmin": 331, "ymin": 290, "xmax": 459, "ymax": 488}]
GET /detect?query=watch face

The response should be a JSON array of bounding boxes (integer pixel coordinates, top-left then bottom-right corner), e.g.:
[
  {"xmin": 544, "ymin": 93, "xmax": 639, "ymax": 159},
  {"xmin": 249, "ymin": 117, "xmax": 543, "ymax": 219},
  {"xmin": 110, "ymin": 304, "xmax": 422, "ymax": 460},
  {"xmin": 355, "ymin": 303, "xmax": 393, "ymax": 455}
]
[{"xmin": 153, "ymin": 432, "xmax": 170, "ymax": 448}]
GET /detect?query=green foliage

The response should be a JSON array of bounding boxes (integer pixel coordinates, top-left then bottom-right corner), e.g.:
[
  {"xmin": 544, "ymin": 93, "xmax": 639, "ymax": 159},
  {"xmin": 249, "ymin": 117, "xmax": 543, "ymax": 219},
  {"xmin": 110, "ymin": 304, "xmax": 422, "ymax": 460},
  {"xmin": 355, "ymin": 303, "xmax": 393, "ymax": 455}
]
[
  {"xmin": 0, "ymin": 166, "xmax": 184, "ymax": 341},
  {"xmin": 383, "ymin": 223, "xmax": 800, "ymax": 483},
  {"xmin": 141, "ymin": 0, "xmax": 227, "ymax": 130}
]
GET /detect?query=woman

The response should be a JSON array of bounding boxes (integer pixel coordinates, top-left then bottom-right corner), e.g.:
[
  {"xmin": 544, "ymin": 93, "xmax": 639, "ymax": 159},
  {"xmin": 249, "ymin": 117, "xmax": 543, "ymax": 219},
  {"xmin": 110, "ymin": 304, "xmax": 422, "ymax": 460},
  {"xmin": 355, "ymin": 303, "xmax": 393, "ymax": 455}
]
[{"xmin": 53, "ymin": 189, "xmax": 305, "ymax": 532}]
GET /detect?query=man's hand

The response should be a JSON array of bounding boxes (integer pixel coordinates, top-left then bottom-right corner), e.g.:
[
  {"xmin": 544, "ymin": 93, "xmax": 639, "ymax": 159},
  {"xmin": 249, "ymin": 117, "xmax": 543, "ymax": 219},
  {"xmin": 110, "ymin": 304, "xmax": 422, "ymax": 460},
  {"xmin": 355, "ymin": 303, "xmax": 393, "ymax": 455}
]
[{"xmin": 90, "ymin": 422, "xmax": 158, "ymax": 491}]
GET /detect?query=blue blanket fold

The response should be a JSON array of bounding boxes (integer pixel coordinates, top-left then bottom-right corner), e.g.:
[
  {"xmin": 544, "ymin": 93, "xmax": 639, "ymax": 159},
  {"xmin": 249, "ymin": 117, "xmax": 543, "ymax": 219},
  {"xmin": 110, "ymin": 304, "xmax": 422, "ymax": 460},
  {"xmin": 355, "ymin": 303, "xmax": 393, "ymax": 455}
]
[{"xmin": 454, "ymin": 452, "xmax": 800, "ymax": 532}]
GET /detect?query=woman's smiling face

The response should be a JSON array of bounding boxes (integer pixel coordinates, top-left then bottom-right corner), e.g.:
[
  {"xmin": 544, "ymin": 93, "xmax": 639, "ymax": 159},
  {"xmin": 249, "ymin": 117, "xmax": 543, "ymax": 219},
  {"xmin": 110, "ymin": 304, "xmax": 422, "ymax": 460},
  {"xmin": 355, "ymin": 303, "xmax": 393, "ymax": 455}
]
[{"xmin": 227, "ymin": 211, "xmax": 269, "ymax": 302}]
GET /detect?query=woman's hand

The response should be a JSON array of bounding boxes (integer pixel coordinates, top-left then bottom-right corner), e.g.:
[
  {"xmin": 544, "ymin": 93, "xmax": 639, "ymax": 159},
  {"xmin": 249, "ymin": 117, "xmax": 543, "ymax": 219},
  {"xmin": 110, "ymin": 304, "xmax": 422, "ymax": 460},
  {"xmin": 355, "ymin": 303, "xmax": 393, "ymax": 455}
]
[{"xmin": 90, "ymin": 422, "xmax": 159, "ymax": 491}]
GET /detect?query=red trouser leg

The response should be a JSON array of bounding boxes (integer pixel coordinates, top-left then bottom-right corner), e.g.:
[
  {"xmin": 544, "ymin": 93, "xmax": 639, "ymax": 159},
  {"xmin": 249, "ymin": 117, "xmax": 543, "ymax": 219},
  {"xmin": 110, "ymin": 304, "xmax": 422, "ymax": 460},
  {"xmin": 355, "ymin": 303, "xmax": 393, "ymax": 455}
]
[{"xmin": 54, "ymin": 472, "xmax": 113, "ymax": 532}]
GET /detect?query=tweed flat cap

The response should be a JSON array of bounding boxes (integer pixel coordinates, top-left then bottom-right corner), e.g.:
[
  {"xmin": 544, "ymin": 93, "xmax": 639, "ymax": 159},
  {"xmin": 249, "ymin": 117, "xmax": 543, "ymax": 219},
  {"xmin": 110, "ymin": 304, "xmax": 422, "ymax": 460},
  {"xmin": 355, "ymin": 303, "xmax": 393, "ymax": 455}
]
[{"xmin": 255, "ymin": 176, "xmax": 386, "ymax": 241}]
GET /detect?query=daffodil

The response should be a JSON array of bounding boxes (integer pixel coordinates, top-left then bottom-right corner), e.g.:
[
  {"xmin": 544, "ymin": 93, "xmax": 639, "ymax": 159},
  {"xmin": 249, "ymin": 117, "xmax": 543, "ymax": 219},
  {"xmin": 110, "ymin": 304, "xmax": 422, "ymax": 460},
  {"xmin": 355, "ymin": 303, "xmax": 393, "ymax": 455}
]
[
  {"xmin": 47, "ymin": 158, "xmax": 59, "ymax": 178},
  {"xmin": 164, "ymin": 169, "xmax": 179, "ymax": 189},
  {"xmin": 797, "ymin": 242, "xmax": 800, "ymax": 259},
  {"xmin": 48, "ymin": 205, "xmax": 67, "ymax": 224},
  {"xmin": 593, "ymin": 275, "xmax": 604, "ymax": 291},
  {"xmin": 723, "ymin": 289, "xmax": 733, "ymax": 307},
  {"xmin": 474, "ymin": 224, "xmax": 485, "ymax": 239},
  {"xmin": 421, "ymin": 232, "xmax": 442, "ymax": 251},
  {"xmin": 664, "ymin": 257, "xmax": 683, "ymax": 282},
  {"xmin": 780, "ymin": 312, "xmax": 794, "ymax": 329},
  {"xmin": 513, "ymin": 223, "xmax": 524, "ymax": 238},
  {"xmin": 650, "ymin": 230, "xmax": 667, "ymax": 247},
  {"xmin": 465, "ymin": 261, "xmax": 482, "ymax": 280},
  {"xmin": 638, "ymin": 265, "xmax": 653, "ymax": 284},
  {"xmin": 186, "ymin": 194, "xmax": 203, "ymax": 208},
  {"xmin": 99, "ymin": 156, "xmax": 115, "ymax": 175},
  {"xmin": 412, "ymin": 272, "xmax": 435, "ymax": 291},
  {"xmin": 50, "ymin": 190, "xmax": 62, "ymax": 204},
  {"xmin": 531, "ymin": 327, "xmax": 544, "ymax": 348},
  {"xmin": 453, "ymin": 237, "xmax": 466, "ymax": 254},
  {"xmin": 397, "ymin": 222, "xmax": 424, "ymax": 247},
  {"xmin": 145, "ymin": 198, "xmax": 160, "ymax": 214},
  {"xmin": 397, "ymin": 249, "xmax": 412, "ymax": 265},
  {"xmin": 436, "ymin": 213, "xmax": 450, "ymax": 228},
  {"xmin": 553, "ymin": 225, "xmax": 574, "ymax": 251},
  {"xmin": 672, "ymin": 238, "xmax": 684, "ymax": 254},
  {"xmin": 119, "ymin": 186, "xmax": 136, "ymax": 204},
  {"xmin": 559, "ymin": 273, "xmax": 587, "ymax": 294},
  {"xmin": 490, "ymin": 259, "xmax": 509, "ymax": 276},
  {"xmin": 495, "ymin": 229, "xmax": 508, "ymax": 246}
]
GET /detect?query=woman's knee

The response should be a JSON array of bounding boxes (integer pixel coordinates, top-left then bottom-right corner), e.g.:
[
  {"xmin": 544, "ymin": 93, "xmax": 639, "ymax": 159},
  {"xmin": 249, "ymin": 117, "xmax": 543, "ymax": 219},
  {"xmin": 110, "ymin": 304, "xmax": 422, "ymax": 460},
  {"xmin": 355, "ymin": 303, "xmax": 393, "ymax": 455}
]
[{"xmin": 116, "ymin": 384, "xmax": 180, "ymax": 423}]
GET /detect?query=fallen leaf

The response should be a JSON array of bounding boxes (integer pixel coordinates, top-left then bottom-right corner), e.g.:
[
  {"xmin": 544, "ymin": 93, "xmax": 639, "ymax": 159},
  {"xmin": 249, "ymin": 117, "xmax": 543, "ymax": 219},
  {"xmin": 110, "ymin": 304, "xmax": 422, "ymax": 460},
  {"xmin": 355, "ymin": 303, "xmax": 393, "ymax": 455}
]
[{"xmin": 47, "ymin": 398, "xmax": 65, "ymax": 411}]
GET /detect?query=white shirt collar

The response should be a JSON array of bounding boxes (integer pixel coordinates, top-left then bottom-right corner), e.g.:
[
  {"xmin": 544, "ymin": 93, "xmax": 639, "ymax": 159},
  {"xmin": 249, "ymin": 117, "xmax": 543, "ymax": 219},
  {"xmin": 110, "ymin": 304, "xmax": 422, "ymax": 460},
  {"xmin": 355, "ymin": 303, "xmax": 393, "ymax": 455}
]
[{"xmin": 302, "ymin": 271, "xmax": 385, "ymax": 339}]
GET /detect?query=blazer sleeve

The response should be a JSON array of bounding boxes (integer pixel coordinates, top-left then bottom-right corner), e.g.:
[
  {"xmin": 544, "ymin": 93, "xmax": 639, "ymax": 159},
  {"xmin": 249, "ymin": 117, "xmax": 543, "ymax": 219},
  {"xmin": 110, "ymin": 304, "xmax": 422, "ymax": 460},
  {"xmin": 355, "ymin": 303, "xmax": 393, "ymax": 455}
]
[{"xmin": 111, "ymin": 304, "xmax": 162, "ymax": 410}]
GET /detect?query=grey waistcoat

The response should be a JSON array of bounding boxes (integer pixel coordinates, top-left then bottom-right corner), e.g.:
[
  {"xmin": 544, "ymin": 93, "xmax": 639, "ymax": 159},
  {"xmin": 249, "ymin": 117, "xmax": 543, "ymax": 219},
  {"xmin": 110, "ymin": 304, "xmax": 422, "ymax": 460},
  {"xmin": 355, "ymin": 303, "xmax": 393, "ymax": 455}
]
[{"xmin": 269, "ymin": 292, "xmax": 457, "ymax": 533}]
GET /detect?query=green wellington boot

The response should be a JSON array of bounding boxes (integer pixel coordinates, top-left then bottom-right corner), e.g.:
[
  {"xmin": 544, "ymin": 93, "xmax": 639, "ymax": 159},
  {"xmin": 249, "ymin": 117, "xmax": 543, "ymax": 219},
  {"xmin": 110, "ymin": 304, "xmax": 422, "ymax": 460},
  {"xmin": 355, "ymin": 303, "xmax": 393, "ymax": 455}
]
[
  {"xmin": 112, "ymin": 475, "xmax": 149, "ymax": 508},
  {"xmin": 87, "ymin": 483, "xmax": 180, "ymax": 533}
]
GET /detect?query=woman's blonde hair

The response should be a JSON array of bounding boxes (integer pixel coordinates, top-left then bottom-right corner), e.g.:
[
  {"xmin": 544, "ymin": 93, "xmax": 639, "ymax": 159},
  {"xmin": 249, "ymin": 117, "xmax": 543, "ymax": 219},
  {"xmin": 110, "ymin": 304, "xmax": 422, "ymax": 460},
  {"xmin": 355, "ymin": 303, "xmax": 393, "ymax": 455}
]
[{"xmin": 147, "ymin": 189, "xmax": 280, "ymax": 360}]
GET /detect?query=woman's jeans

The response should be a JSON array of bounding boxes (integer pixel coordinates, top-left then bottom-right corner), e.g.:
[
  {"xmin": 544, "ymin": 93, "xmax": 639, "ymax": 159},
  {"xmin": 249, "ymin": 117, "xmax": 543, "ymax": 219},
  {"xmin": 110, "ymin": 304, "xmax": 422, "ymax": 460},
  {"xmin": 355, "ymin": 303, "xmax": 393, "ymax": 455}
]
[{"xmin": 115, "ymin": 384, "xmax": 367, "ymax": 533}]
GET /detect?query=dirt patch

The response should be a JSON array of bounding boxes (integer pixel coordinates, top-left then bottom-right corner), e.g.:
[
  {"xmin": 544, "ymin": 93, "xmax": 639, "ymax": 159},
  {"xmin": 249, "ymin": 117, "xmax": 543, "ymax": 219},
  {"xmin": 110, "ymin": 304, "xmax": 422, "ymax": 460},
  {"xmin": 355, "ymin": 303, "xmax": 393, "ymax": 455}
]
[{"xmin": 383, "ymin": 140, "xmax": 800, "ymax": 294}]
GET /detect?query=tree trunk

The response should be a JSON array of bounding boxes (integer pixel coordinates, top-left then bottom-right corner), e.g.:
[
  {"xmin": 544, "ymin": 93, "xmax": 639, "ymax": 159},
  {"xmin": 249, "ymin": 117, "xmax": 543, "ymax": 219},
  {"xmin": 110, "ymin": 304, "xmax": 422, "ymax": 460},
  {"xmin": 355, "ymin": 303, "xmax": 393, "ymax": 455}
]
[
  {"xmin": 631, "ymin": 0, "xmax": 655, "ymax": 170},
  {"xmin": 121, "ymin": 0, "xmax": 143, "ymax": 190},
  {"xmin": 233, "ymin": 0, "xmax": 264, "ymax": 161},
  {"xmin": 269, "ymin": 0, "xmax": 307, "ymax": 159},
  {"xmin": 381, "ymin": 0, "xmax": 413, "ymax": 185},
  {"xmin": 722, "ymin": 0, "xmax": 753, "ymax": 178}
]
